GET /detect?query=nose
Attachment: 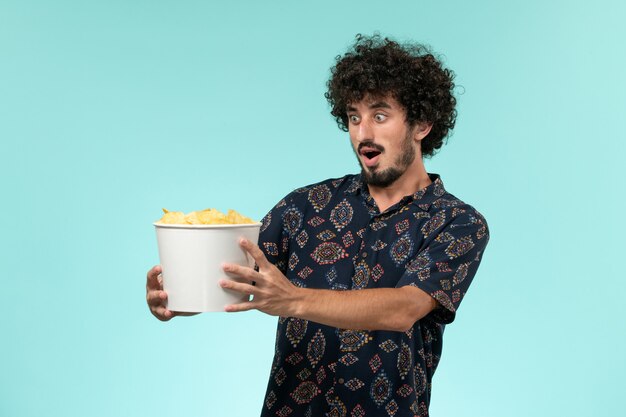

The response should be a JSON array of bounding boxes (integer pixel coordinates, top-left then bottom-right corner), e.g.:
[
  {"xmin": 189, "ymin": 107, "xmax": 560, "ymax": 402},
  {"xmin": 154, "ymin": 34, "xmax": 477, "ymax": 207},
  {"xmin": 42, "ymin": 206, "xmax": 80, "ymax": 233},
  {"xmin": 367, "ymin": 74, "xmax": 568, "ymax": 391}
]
[{"xmin": 354, "ymin": 119, "xmax": 374, "ymax": 142}]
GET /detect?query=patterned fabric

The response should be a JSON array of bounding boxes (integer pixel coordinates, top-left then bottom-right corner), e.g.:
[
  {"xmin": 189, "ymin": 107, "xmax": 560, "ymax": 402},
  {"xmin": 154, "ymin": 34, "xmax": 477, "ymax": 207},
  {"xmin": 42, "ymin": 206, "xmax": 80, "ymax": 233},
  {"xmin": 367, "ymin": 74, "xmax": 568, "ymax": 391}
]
[{"xmin": 258, "ymin": 174, "xmax": 489, "ymax": 417}]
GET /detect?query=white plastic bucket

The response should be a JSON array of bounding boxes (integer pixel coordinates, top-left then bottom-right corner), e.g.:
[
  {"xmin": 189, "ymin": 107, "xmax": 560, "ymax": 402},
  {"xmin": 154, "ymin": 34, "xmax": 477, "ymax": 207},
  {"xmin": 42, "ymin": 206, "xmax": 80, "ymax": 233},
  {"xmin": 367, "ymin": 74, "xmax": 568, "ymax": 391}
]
[{"xmin": 154, "ymin": 222, "xmax": 261, "ymax": 312}]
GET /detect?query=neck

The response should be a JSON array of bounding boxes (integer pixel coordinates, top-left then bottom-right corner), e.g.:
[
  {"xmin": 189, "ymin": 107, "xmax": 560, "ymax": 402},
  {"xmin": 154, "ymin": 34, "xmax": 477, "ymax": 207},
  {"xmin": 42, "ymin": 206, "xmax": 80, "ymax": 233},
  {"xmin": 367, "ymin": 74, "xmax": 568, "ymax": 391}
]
[{"xmin": 366, "ymin": 163, "xmax": 431, "ymax": 213}]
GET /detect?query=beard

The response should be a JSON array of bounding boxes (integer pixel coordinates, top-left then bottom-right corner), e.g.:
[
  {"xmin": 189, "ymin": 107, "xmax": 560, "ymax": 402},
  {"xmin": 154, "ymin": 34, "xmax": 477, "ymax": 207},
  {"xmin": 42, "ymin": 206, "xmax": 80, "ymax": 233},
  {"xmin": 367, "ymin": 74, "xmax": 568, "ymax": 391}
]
[{"xmin": 357, "ymin": 131, "xmax": 416, "ymax": 188}]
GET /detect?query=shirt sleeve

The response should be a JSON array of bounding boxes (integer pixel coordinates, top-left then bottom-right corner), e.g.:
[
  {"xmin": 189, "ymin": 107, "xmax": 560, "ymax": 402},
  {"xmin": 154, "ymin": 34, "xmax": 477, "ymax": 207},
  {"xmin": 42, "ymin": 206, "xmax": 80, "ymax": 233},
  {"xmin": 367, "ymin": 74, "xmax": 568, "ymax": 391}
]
[
  {"xmin": 395, "ymin": 207, "xmax": 490, "ymax": 324},
  {"xmin": 257, "ymin": 194, "xmax": 293, "ymax": 274}
]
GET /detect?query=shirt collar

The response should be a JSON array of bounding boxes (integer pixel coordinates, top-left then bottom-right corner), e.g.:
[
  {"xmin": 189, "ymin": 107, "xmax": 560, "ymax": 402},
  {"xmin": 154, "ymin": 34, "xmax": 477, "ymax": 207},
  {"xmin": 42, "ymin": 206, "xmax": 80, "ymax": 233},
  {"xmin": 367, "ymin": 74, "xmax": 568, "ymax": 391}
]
[{"xmin": 345, "ymin": 173, "xmax": 446, "ymax": 211}]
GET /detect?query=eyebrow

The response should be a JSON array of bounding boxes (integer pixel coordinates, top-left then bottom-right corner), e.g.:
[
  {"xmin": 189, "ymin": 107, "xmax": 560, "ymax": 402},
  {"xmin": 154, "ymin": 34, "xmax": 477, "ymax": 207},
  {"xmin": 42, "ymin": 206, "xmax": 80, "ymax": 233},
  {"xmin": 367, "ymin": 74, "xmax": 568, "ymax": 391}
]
[
  {"xmin": 346, "ymin": 101, "xmax": 393, "ymax": 112},
  {"xmin": 369, "ymin": 101, "xmax": 392, "ymax": 109}
]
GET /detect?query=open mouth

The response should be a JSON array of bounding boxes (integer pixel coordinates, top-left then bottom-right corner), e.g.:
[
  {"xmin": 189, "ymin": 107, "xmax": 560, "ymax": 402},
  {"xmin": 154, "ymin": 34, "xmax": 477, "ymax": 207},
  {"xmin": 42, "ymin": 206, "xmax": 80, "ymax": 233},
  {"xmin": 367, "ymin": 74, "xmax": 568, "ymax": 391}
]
[
  {"xmin": 363, "ymin": 150, "xmax": 381, "ymax": 159},
  {"xmin": 359, "ymin": 145, "xmax": 383, "ymax": 167}
]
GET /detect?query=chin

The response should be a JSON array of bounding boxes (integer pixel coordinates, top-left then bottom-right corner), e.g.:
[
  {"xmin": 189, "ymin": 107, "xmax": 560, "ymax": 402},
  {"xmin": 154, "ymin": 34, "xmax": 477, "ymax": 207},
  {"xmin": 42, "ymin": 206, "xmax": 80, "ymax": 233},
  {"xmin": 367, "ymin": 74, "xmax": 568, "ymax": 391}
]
[{"xmin": 361, "ymin": 167, "xmax": 403, "ymax": 188}]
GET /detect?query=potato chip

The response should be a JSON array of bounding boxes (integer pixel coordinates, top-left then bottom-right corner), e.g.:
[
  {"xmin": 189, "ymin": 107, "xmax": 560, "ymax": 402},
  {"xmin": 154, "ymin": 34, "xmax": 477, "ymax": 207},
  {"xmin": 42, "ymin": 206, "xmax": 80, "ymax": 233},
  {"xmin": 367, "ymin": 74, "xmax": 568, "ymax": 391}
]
[
  {"xmin": 226, "ymin": 209, "xmax": 255, "ymax": 224},
  {"xmin": 197, "ymin": 208, "xmax": 228, "ymax": 224},
  {"xmin": 184, "ymin": 211, "xmax": 202, "ymax": 224},
  {"xmin": 158, "ymin": 208, "xmax": 186, "ymax": 224},
  {"xmin": 157, "ymin": 207, "xmax": 256, "ymax": 225}
]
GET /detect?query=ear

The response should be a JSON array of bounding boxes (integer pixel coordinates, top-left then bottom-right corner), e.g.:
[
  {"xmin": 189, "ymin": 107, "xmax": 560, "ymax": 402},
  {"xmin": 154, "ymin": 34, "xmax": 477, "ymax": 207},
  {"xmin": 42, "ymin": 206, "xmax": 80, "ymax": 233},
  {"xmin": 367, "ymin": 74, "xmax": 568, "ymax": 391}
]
[{"xmin": 412, "ymin": 123, "xmax": 433, "ymax": 142}]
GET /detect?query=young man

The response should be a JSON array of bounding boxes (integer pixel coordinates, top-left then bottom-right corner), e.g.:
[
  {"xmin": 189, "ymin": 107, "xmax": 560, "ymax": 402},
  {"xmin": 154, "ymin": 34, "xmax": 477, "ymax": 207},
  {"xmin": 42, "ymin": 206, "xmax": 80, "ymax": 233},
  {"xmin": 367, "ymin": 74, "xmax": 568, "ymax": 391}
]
[{"xmin": 147, "ymin": 34, "xmax": 489, "ymax": 417}]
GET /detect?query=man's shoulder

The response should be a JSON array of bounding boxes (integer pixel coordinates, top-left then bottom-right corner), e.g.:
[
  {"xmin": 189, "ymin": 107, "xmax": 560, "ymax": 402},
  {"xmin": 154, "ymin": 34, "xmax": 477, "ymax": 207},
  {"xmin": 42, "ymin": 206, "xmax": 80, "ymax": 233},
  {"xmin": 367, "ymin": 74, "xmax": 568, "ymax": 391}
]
[
  {"xmin": 427, "ymin": 188, "xmax": 489, "ymax": 240},
  {"xmin": 283, "ymin": 174, "xmax": 359, "ymax": 202},
  {"xmin": 431, "ymin": 189, "xmax": 480, "ymax": 212},
  {"xmin": 294, "ymin": 174, "xmax": 358, "ymax": 192},
  {"xmin": 265, "ymin": 175, "xmax": 359, "ymax": 218}
]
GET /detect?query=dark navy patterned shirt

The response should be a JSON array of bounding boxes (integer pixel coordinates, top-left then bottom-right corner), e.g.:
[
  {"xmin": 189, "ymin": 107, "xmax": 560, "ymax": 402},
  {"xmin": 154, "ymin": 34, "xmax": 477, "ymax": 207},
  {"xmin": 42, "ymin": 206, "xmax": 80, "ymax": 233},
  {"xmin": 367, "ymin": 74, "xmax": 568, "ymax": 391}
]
[{"xmin": 258, "ymin": 173, "xmax": 489, "ymax": 417}]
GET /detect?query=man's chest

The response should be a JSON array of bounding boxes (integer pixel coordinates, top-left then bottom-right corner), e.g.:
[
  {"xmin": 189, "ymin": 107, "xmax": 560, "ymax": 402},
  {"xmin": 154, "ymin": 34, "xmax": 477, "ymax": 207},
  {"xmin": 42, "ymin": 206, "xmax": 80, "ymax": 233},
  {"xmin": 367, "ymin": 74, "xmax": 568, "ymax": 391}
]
[{"xmin": 281, "ymin": 199, "xmax": 433, "ymax": 290}]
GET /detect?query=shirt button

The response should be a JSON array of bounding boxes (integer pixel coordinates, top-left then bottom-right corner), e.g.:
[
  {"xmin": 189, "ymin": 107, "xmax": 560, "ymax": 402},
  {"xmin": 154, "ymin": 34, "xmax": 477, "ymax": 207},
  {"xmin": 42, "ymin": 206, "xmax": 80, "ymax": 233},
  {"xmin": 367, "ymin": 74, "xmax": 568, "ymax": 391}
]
[
  {"xmin": 361, "ymin": 252, "xmax": 367, "ymax": 258},
  {"xmin": 338, "ymin": 378, "xmax": 345, "ymax": 384}
]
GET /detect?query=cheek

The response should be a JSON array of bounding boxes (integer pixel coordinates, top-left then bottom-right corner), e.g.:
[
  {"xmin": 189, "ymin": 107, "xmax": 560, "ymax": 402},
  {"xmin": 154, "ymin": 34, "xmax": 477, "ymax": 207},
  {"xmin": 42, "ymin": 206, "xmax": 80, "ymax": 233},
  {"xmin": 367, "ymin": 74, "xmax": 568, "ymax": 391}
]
[{"xmin": 348, "ymin": 131, "xmax": 358, "ymax": 148}]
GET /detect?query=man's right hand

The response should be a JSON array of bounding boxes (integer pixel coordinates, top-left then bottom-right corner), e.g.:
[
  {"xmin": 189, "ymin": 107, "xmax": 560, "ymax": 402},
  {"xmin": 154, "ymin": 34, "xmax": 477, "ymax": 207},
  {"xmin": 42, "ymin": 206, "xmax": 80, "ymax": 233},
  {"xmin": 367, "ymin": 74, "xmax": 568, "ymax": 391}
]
[{"xmin": 146, "ymin": 265, "xmax": 176, "ymax": 321}]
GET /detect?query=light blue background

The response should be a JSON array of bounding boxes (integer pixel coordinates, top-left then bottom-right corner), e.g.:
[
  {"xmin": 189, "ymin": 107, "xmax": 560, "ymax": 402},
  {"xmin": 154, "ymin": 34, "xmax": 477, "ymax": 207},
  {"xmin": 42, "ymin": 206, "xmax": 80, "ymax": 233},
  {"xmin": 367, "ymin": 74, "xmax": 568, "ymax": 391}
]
[{"xmin": 1, "ymin": 1, "xmax": 624, "ymax": 416}]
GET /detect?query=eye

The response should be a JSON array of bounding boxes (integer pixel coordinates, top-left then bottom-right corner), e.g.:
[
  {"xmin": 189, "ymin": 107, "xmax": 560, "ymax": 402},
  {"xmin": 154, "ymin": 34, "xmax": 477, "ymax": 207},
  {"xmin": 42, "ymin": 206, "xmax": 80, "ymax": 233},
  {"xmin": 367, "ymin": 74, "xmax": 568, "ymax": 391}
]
[
  {"xmin": 348, "ymin": 114, "xmax": 360, "ymax": 124},
  {"xmin": 374, "ymin": 113, "xmax": 387, "ymax": 122}
]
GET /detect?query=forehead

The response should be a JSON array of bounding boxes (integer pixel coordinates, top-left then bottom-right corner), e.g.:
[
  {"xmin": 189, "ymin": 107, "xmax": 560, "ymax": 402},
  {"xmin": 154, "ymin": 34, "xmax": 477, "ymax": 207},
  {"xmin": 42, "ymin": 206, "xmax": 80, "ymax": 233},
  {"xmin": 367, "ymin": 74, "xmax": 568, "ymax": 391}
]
[{"xmin": 346, "ymin": 94, "xmax": 405, "ymax": 112}]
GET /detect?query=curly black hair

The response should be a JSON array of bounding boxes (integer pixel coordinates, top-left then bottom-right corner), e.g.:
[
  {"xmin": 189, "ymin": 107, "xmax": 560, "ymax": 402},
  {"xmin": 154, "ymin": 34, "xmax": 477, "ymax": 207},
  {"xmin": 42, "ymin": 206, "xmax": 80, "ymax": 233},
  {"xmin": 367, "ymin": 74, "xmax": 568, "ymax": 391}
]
[{"xmin": 325, "ymin": 34, "xmax": 457, "ymax": 158}]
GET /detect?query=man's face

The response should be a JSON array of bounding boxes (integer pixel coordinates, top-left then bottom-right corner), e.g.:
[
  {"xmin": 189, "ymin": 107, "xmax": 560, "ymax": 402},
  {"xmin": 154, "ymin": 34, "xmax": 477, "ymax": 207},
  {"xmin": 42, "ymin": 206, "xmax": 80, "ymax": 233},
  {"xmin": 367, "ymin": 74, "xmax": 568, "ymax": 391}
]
[{"xmin": 347, "ymin": 95, "xmax": 419, "ymax": 188}]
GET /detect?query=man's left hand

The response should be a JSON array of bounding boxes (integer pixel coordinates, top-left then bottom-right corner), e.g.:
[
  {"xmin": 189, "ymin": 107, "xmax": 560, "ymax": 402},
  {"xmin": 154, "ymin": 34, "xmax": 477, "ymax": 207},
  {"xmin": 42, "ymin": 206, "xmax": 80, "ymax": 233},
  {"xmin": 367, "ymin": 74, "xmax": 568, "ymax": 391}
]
[{"xmin": 220, "ymin": 238, "xmax": 300, "ymax": 316}]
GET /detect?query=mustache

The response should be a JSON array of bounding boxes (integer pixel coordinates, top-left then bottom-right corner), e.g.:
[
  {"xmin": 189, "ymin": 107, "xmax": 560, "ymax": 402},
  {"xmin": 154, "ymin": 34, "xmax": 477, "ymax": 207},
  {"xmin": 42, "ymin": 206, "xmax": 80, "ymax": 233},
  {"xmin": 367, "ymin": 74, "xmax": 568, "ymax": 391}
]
[{"xmin": 357, "ymin": 141, "xmax": 385, "ymax": 152}]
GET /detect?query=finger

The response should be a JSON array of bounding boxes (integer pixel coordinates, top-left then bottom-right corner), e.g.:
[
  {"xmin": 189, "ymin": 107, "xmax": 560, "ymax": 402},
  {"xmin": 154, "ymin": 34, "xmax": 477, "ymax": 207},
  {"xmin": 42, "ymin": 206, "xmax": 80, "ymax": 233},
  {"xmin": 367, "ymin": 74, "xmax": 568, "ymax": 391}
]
[
  {"xmin": 222, "ymin": 262, "xmax": 259, "ymax": 282},
  {"xmin": 146, "ymin": 265, "xmax": 163, "ymax": 290},
  {"xmin": 239, "ymin": 238, "xmax": 271, "ymax": 269},
  {"xmin": 152, "ymin": 305, "xmax": 173, "ymax": 321},
  {"xmin": 219, "ymin": 279, "xmax": 257, "ymax": 296},
  {"xmin": 146, "ymin": 289, "xmax": 168, "ymax": 306},
  {"xmin": 224, "ymin": 301, "xmax": 256, "ymax": 313}
]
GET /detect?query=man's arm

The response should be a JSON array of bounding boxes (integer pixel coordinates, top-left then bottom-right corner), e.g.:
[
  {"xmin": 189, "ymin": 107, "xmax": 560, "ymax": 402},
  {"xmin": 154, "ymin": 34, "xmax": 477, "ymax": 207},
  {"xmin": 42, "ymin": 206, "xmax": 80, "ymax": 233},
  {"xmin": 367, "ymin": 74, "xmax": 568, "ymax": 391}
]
[
  {"xmin": 220, "ymin": 238, "xmax": 437, "ymax": 332},
  {"xmin": 293, "ymin": 286, "xmax": 436, "ymax": 332}
]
